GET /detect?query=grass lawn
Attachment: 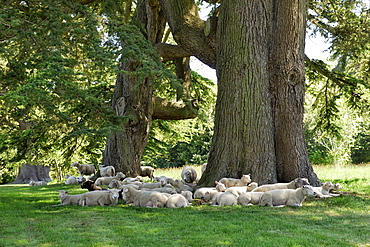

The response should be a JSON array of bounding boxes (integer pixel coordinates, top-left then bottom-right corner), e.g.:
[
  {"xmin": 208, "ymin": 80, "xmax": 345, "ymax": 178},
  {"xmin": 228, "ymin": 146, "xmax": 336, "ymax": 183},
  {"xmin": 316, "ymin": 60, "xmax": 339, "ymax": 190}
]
[{"xmin": 0, "ymin": 165, "xmax": 369, "ymax": 247}]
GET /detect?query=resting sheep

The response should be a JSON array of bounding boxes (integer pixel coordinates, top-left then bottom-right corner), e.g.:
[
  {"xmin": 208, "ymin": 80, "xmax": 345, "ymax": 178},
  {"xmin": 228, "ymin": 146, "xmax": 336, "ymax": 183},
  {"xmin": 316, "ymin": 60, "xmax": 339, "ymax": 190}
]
[
  {"xmin": 219, "ymin": 174, "xmax": 251, "ymax": 188},
  {"xmin": 171, "ymin": 179, "xmax": 193, "ymax": 192},
  {"xmin": 71, "ymin": 162, "xmax": 95, "ymax": 176},
  {"xmin": 80, "ymin": 190, "xmax": 119, "ymax": 206},
  {"xmin": 122, "ymin": 186, "xmax": 167, "ymax": 208},
  {"xmin": 237, "ymin": 192, "xmax": 265, "ymax": 205},
  {"xmin": 81, "ymin": 180, "xmax": 107, "ymax": 191},
  {"xmin": 99, "ymin": 165, "xmax": 115, "ymax": 177},
  {"xmin": 57, "ymin": 190, "xmax": 83, "ymax": 205},
  {"xmin": 108, "ymin": 179, "xmax": 140, "ymax": 190},
  {"xmin": 215, "ymin": 181, "xmax": 227, "ymax": 192},
  {"xmin": 181, "ymin": 191, "xmax": 193, "ymax": 202},
  {"xmin": 154, "ymin": 176, "xmax": 174, "ymax": 186},
  {"xmin": 252, "ymin": 178, "xmax": 309, "ymax": 192},
  {"xmin": 64, "ymin": 175, "xmax": 78, "ymax": 185},
  {"xmin": 29, "ymin": 180, "xmax": 47, "ymax": 186},
  {"xmin": 211, "ymin": 191, "xmax": 239, "ymax": 206},
  {"xmin": 313, "ymin": 181, "xmax": 342, "ymax": 198},
  {"xmin": 166, "ymin": 194, "xmax": 191, "ymax": 208},
  {"xmin": 258, "ymin": 185, "xmax": 316, "ymax": 207},
  {"xmin": 140, "ymin": 166, "xmax": 155, "ymax": 180},
  {"xmin": 181, "ymin": 166, "xmax": 197, "ymax": 183},
  {"xmin": 95, "ymin": 172, "xmax": 126, "ymax": 186},
  {"xmin": 193, "ymin": 187, "xmax": 218, "ymax": 201}
]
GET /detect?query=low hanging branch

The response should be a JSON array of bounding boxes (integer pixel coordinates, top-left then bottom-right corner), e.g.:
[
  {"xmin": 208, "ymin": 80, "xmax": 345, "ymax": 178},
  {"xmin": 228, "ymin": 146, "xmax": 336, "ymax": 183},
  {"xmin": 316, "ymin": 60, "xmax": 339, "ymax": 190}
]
[{"xmin": 152, "ymin": 96, "xmax": 198, "ymax": 120}]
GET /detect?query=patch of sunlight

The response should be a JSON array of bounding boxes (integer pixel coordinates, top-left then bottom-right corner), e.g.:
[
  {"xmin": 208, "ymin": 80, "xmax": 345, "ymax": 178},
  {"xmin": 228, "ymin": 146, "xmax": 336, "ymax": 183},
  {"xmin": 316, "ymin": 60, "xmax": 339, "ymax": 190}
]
[
  {"xmin": 216, "ymin": 240, "xmax": 231, "ymax": 246},
  {"xmin": 16, "ymin": 239, "xmax": 29, "ymax": 245}
]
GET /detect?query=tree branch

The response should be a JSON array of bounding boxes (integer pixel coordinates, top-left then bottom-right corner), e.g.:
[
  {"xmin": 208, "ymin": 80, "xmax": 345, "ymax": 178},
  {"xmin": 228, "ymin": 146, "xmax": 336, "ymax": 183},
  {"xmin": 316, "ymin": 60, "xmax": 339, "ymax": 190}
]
[
  {"xmin": 152, "ymin": 96, "xmax": 198, "ymax": 120},
  {"xmin": 154, "ymin": 43, "xmax": 193, "ymax": 59}
]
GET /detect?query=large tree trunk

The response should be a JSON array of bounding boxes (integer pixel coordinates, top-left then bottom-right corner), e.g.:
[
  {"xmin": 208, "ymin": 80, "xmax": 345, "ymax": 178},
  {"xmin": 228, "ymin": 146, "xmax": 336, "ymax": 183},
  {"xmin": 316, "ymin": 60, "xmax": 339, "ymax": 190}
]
[
  {"xmin": 11, "ymin": 164, "xmax": 51, "ymax": 184},
  {"xmin": 270, "ymin": 0, "xmax": 319, "ymax": 184}
]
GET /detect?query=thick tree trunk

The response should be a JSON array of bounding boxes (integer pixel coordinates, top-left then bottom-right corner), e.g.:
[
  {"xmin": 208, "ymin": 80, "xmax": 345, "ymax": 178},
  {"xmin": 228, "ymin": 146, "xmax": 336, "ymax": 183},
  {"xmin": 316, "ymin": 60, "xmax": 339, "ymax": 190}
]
[
  {"xmin": 11, "ymin": 164, "xmax": 51, "ymax": 184},
  {"xmin": 200, "ymin": 0, "xmax": 277, "ymax": 186},
  {"xmin": 270, "ymin": 0, "xmax": 319, "ymax": 184}
]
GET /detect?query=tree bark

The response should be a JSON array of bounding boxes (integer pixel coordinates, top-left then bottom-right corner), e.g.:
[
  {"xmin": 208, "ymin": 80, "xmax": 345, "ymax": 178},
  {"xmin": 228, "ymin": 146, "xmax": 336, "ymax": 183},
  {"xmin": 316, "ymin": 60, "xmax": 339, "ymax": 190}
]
[{"xmin": 11, "ymin": 164, "xmax": 51, "ymax": 184}]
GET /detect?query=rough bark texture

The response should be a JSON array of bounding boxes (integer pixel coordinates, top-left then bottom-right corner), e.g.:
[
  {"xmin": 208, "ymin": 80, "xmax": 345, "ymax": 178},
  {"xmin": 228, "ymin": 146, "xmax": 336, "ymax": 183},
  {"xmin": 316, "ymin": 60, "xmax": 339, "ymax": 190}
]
[
  {"xmin": 269, "ymin": 0, "xmax": 319, "ymax": 184},
  {"xmin": 199, "ymin": 0, "xmax": 277, "ymax": 186},
  {"xmin": 11, "ymin": 164, "xmax": 51, "ymax": 184}
]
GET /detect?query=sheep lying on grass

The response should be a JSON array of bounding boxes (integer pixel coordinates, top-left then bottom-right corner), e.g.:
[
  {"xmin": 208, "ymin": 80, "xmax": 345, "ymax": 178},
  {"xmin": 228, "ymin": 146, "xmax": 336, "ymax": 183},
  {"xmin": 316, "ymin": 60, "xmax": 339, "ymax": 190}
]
[
  {"xmin": 237, "ymin": 192, "xmax": 265, "ymax": 205},
  {"xmin": 258, "ymin": 185, "xmax": 316, "ymax": 207},
  {"xmin": 99, "ymin": 165, "xmax": 115, "ymax": 177},
  {"xmin": 181, "ymin": 166, "xmax": 197, "ymax": 183},
  {"xmin": 252, "ymin": 178, "xmax": 309, "ymax": 192},
  {"xmin": 211, "ymin": 191, "xmax": 239, "ymax": 206},
  {"xmin": 193, "ymin": 187, "xmax": 218, "ymax": 201},
  {"xmin": 108, "ymin": 179, "xmax": 140, "ymax": 190},
  {"xmin": 154, "ymin": 176, "xmax": 174, "ymax": 186},
  {"xmin": 71, "ymin": 162, "xmax": 95, "ymax": 176},
  {"xmin": 57, "ymin": 190, "xmax": 83, "ymax": 206},
  {"xmin": 166, "ymin": 194, "xmax": 191, "ymax": 208},
  {"xmin": 215, "ymin": 181, "xmax": 227, "ymax": 192},
  {"xmin": 29, "ymin": 180, "xmax": 47, "ymax": 186},
  {"xmin": 95, "ymin": 172, "xmax": 126, "ymax": 186},
  {"xmin": 313, "ymin": 181, "xmax": 342, "ymax": 198},
  {"xmin": 171, "ymin": 179, "xmax": 193, "ymax": 192},
  {"xmin": 80, "ymin": 190, "xmax": 119, "ymax": 206},
  {"xmin": 64, "ymin": 175, "xmax": 78, "ymax": 185},
  {"xmin": 219, "ymin": 174, "xmax": 251, "ymax": 188},
  {"xmin": 122, "ymin": 186, "xmax": 168, "ymax": 208},
  {"xmin": 81, "ymin": 180, "xmax": 107, "ymax": 191},
  {"xmin": 140, "ymin": 166, "xmax": 155, "ymax": 180},
  {"xmin": 181, "ymin": 191, "xmax": 193, "ymax": 202}
]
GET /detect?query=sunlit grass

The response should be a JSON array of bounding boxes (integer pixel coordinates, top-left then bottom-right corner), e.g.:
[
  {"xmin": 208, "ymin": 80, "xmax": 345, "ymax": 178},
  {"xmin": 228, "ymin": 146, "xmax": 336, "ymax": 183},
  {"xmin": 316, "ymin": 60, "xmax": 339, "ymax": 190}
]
[{"xmin": 0, "ymin": 164, "xmax": 369, "ymax": 247}]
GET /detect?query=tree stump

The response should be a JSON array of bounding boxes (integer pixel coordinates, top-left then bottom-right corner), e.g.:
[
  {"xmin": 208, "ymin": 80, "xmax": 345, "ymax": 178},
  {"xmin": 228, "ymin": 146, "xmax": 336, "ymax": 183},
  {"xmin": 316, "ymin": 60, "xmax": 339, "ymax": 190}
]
[{"xmin": 11, "ymin": 164, "xmax": 51, "ymax": 184}]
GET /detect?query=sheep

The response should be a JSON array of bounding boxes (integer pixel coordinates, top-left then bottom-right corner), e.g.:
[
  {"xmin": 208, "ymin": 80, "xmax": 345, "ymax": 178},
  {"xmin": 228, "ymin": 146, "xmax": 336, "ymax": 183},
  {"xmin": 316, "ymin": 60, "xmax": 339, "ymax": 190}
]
[
  {"xmin": 71, "ymin": 162, "xmax": 95, "ymax": 176},
  {"xmin": 154, "ymin": 176, "xmax": 174, "ymax": 186},
  {"xmin": 81, "ymin": 180, "xmax": 107, "ymax": 191},
  {"xmin": 181, "ymin": 191, "xmax": 193, "ymax": 202},
  {"xmin": 211, "ymin": 191, "xmax": 239, "ymax": 206},
  {"xmin": 247, "ymin": 182, "xmax": 258, "ymax": 191},
  {"xmin": 219, "ymin": 174, "xmax": 251, "ymax": 188},
  {"xmin": 193, "ymin": 187, "xmax": 218, "ymax": 201},
  {"xmin": 141, "ymin": 184, "xmax": 177, "ymax": 194},
  {"xmin": 313, "ymin": 181, "xmax": 342, "ymax": 198},
  {"xmin": 122, "ymin": 186, "xmax": 168, "ymax": 208},
  {"xmin": 252, "ymin": 178, "xmax": 309, "ymax": 192},
  {"xmin": 166, "ymin": 194, "xmax": 191, "ymax": 208},
  {"xmin": 181, "ymin": 166, "xmax": 197, "ymax": 183},
  {"xmin": 237, "ymin": 192, "xmax": 265, "ymax": 205},
  {"xmin": 80, "ymin": 190, "xmax": 119, "ymax": 206},
  {"xmin": 258, "ymin": 185, "xmax": 316, "ymax": 207},
  {"xmin": 215, "ymin": 181, "xmax": 227, "ymax": 192},
  {"xmin": 99, "ymin": 165, "xmax": 115, "ymax": 177},
  {"xmin": 225, "ymin": 186, "xmax": 248, "ymax": 195},
  {"xmin": 171, "ymin": 179, "xmax": 193, "ymax": 192},
  {"xmin": 122, "ymin": 177, "xmax": 142, "ymax": 183},
  {"xmin": 57, "ymin": 190, "xmax": 83, "ymax": 206},
  {"xmin": 140, "ymin": 182, "xmax": 163, "ymax": 190},
  {"xmin": 29, "ymin": 180, "xmax": 47, "ymax": 186},
  {"xmin": 334, "ymin": 183, "xmax": 342, "ymax": 191},
  {"xmin": 95, "ymin": 172, "xmax": 126, "ymax": 186},
  {"xmin": 108, "ymin": 179, "xmax": 140, "ymax": 190},
  {"xmin": 76, "ymin": 176, "xmax": 86, "ymax": 184},
  {"xmin": 64, "ymin": 175, "xmax": 78, "ymax": 185},
  {"xmin": 140, "ymin": 166, "xmax": 155, "ymax": 180}
]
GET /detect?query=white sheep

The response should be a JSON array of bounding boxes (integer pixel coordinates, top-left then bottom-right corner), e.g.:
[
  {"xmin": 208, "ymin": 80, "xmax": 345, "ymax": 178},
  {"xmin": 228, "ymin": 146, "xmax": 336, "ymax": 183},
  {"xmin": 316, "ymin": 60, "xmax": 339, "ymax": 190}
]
[
  {"xmin": 80, "ymin": 190, "xmax": 119, "ymax": 206},
  {"xmin": 154, "ymin": 176, "xmax": 174, "ymax": 186},
  {"xmin": 76, "ymin": 176, "xmax": 86, "ymax": 184},
  {"xmin": 166, "ymin": 194, "xmax": 191, "ymax": 208},
  {"xmin": 29, "ymin": 180, "xmax": 47, "ymax": 186},
  {"xmin": 140, "ymin": 166, "xmax": 155, "ymax": 180},
  {"xmin": 140, "ymin": 182, "xmax": 163, "ymax": 190},
  {"xmin": 215, "ymin": 181, "xmax": 227, "ymax": 192},
  {"xmin": 57, "ymin": 190, "xmax": 83, "ymax": 205},
  {"xmin": 181, "ymin": 166, "xmax": 197, "ymax": 183},
  {"xmin": 64, "ymin": 175, "xmax": 78, "ymax": 185},
  {"xmin": 99, "ymin": 165, "xmax": 115, "ymax": 177},
  {"xmin": 225, "ymin": 186, "xmax": 248, "ymax": 195},
  {"xmin": 258, "ymin": 185, "xmax": 316, "ymax": 207},
  {"xmin": 247, "ymin": 182, "xmax": 258, "ymax": 191},
  {"xmin": 95, "ymin": 172, "xmax": 126, "ymax": 186},
  {"xmin": 71, "ymin": 162, "xmax": 95, "ymax": 176},
  {"xmin": 237, "ymin": 192, "xmax": 265, "ymax": 205},
  {"xmin": 313, "ymin": 181, "xmax": 342, "ymax": 198},
  {"xmin": 181, "ymin": 191, "xmax": 193, "ymax": 202},
  {"xmin": 108, "ymin": 179, "xmax": 140, "ymax": 190},
  {"xmin": 122, "ymin": 186, "xmax": 167, "ymax": 208},
  {"xmin": 219, "ymin": 174, "xmax": 251, "ymax": 188},
  {"xmin": 171, "ymin": 179, "xmax": 193, "ymax": 192},
  {"xmin": 211, "ymin": 191, "xmax": 239, "ymax": 206},
  {"xmin": 193, "ymin": 187, "xmax": 217, "ymax": 201},
  {"xmin": 252, "ymin": 178, "xmax": 309, "ymax": 192},
  {"xmin": 200, "ymin": 163, "xmax": 207, "ymax": 175},
  {"xmin": 141, "ymin": 186, "xmax": 178, "ymax": 194}
]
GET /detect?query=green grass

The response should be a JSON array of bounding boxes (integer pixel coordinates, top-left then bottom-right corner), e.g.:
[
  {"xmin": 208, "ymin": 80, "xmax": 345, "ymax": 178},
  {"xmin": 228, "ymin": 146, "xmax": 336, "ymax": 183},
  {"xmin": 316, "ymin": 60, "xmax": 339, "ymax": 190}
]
[{"xmin": 0, "ymin": 165, "xmax": 369, "ymax": 247}]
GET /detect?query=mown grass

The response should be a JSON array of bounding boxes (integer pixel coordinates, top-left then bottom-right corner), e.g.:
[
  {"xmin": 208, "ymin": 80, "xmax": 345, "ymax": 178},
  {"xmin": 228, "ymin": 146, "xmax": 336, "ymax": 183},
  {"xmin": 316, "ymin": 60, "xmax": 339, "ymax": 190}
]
[{"xmin": 0, "ymin": 165, "xmax": 369, "ymax": 247}]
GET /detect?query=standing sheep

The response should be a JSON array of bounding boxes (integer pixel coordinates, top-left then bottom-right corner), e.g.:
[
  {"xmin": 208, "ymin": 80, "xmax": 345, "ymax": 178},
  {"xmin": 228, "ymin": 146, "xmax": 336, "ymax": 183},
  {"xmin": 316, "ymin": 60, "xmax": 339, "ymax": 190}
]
[
  {"xmin": 71, "ymin": 162, "xmax": 95, "ymax": 176},
  {"xmin": 99, "ymin": 165, "xmax": 115, "ymax": 177},
  {"xmin": 181, "ymin": 166, "xmax": 197, "ymax": 183},
  {"xmin": 140, "ymin": 166, "xmax": 155, "ymax": 180}
]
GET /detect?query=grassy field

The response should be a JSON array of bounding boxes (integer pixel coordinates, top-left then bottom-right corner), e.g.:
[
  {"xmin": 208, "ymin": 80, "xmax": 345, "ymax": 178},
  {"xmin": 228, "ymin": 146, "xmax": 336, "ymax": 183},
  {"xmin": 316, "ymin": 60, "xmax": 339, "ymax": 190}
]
[{"xmin": 0, "ymin": 165, "xmax": 369, "ymax": 247}]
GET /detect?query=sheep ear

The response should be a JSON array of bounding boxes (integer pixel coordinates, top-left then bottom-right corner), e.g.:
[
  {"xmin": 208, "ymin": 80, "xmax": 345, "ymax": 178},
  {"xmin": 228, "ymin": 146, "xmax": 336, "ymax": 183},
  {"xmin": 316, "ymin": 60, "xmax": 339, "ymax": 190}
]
[{"xmin": 215, "ymin": 181, "xmax": 218, "ymax": 184}]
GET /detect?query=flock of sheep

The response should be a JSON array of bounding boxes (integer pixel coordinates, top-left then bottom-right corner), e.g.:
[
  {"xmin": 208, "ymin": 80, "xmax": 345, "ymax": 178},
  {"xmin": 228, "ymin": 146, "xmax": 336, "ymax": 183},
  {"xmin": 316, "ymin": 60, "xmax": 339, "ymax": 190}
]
[{"xmin": 54, "ymin": 162, "xmax": 342, "ymax": 208}]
